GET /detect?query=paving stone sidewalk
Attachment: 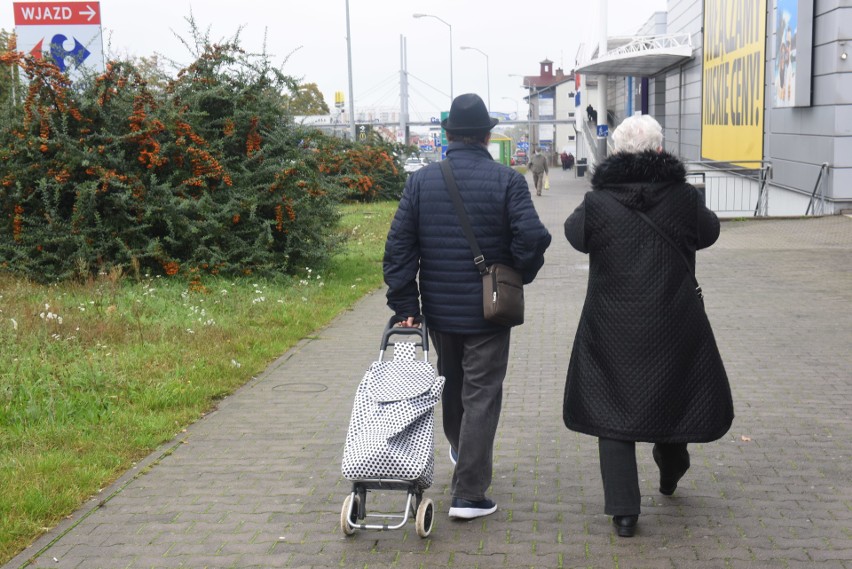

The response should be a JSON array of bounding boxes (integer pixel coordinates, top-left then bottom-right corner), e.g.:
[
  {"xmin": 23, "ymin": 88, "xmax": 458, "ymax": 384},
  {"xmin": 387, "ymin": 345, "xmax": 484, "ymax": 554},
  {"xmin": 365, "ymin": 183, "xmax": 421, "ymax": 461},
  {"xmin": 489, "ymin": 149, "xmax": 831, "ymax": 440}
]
[{"xmin": 5, "ymin": 168, "xmax": 851, "ymax": 569}]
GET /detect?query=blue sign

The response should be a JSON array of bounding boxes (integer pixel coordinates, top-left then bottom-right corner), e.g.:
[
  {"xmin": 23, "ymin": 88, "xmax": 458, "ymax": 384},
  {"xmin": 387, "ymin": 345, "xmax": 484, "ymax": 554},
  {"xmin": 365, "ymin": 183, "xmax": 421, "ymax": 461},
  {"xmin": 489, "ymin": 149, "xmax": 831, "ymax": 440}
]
[
  {"xmin": 596, "ymin": 124, "xmax": 609, "ymax": 138},
  {"xmin": 517, "ymin": 141, "xmax": 529, "ymax": 151},
  {"xmin": 49, "ymin": 34, "xmax": 90, "ymax": 72},
  {"xmin": 420, "ymin": 144, "xmax": 434, "ymax": 152},
  {"xmin": 440, "ymin": 111, "xmax": 449, "ymax": 160}
]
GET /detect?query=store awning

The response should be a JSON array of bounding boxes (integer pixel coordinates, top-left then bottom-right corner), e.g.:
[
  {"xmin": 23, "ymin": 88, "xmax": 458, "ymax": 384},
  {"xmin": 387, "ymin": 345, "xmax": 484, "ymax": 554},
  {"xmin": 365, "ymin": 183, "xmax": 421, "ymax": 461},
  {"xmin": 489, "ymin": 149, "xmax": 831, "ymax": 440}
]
[{"xmin": 575, "ymin": 34, "xmax": 694, "ymax": 77}]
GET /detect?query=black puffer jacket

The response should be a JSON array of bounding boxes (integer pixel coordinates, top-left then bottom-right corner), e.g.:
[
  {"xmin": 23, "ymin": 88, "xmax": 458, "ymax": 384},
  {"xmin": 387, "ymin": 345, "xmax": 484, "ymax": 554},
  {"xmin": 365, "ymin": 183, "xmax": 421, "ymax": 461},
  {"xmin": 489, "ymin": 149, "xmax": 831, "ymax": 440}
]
[
  {"xmin": 384, "ymin": 142, "xmax": 551, "ymax": 334},
  {"xmin": 563, "ymin": 150, "xmax": 733, "ymax": 443}
]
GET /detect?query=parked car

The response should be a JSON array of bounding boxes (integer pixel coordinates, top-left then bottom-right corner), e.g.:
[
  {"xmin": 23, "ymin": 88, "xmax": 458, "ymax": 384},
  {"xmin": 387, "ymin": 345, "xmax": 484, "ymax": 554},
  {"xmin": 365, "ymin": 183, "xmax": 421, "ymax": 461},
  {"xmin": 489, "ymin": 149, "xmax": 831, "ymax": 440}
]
[
  {"xmin": 513, "ymin": 151, "xmax": 528, "ymax": 165},
  {"xmin": 403, "ymin": 157, "xmax": 426, "ymax": 173}
]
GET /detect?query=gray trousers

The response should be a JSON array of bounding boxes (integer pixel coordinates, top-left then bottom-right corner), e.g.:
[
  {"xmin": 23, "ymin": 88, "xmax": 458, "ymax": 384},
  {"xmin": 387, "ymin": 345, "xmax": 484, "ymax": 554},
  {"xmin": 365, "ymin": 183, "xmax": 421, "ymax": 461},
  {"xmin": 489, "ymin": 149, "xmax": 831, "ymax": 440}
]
[
  {"xmin": 598, "ymin": 438, "xmax": 690, "ymax": 515},
  {"xmin": 532, "ymin": 171, "xmax": 545, "ymax": 194},
  {"xmin": 430, "ymin": 329, "xmax": 511, "ymax": 502}
]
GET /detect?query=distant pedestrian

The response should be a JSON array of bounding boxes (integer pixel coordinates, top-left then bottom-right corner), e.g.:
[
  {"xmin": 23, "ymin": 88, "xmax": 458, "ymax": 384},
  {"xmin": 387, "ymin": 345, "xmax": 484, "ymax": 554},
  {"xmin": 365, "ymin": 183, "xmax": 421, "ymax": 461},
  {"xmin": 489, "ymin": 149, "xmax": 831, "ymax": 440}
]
[
  {"xmin": 384, "ymin": 93, "xmax": 552, "ymax": 521},
  {"xmin": 560, "ymin": 151, "xmax": 574, "ymax": 170},
  {"xmin": 562, "ymin": 114, "xmax": 733, "ymax": 538},
  {"xmin": 528, "ymin": 149, "xmax": 549, "ymax": 196},
  {"xmin": 586, "ymin": 104, "xmax": 597, "ymax": 123}
]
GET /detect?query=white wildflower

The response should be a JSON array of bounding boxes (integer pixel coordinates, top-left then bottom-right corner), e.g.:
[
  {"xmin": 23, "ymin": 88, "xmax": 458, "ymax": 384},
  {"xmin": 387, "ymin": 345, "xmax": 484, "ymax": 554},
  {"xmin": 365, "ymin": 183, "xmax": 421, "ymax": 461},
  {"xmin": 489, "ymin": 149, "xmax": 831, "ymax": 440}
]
[
  {"xmin": 10, "ymin": 318, "xmax": 17, "ymax": 330},
  {"xmin": 231, "ymin": 359, "xmax": 242, "ymax": 368}
]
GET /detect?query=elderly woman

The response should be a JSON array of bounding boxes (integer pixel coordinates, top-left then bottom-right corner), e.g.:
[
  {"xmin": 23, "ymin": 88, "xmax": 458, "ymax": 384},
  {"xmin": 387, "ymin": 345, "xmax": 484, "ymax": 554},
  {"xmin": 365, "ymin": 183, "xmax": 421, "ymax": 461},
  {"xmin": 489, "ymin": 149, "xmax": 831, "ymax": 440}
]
[{"xmin": 563, "ymin": 115, "xmax": 733, "ymax": 537}]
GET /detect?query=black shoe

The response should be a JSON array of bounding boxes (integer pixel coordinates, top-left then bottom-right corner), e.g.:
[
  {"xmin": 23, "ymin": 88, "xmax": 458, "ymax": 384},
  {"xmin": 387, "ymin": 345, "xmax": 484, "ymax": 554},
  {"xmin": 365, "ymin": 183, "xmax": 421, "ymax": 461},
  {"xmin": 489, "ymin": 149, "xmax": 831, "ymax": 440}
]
[
  {"xmin": 653, "ymin": 445, "xmax": 689, "ymax": 496},
  {"xmin": 448, "ymin": 497, "xmax": 497, "ymax": 519},
  {"xmin": 659, "ymin": 479, "xmax": 678, "ymax": 496},
  {"xmin": 612, "ymin": 515, "xmax": 638, "ymax": 537}
]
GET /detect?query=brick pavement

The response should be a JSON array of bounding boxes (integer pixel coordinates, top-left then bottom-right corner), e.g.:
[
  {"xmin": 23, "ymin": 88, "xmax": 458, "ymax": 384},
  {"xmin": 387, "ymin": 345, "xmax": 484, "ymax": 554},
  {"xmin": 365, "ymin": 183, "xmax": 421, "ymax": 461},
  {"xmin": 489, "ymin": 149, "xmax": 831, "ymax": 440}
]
[{"xmin": 5, "ymin": 168, "xmax": 851, "ymax": 569}]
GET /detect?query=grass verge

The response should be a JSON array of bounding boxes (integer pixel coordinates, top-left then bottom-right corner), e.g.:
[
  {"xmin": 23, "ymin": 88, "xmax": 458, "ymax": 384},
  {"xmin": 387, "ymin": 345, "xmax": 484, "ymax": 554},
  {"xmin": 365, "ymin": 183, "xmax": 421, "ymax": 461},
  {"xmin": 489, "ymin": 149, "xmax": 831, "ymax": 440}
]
[{"xmin": 0, "ymin": 200, "xmax": 397, "ymax": 565}]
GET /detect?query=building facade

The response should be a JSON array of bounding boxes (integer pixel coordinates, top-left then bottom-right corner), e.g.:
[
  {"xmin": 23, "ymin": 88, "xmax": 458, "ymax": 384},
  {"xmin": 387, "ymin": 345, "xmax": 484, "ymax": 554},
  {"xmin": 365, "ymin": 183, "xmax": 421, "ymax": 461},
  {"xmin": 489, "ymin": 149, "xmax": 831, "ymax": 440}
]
[
  {"xmin": 576, "ymin": 0, "xmax": 850, "ymax": 216},
  {"xmin": 523, "ymin": 60, "xmax": 577, "ymax": 162}
]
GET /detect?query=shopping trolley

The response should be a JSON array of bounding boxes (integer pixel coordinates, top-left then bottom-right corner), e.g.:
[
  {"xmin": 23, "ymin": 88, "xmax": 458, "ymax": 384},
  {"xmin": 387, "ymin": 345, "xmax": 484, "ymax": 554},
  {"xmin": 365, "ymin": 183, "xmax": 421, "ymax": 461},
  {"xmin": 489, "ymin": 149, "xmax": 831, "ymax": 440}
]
[{"xmin": 340, "ymin": 317, "xmax": 445, "ymax": 538}]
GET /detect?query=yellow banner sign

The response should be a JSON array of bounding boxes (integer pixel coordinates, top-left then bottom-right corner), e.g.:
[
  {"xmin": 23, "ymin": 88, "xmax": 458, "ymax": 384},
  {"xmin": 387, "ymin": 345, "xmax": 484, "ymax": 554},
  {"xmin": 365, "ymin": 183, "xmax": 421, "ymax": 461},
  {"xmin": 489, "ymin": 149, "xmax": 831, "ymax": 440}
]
[{"xmin": 701, "ymin": 0, "xmax": 767, "ymax": 163}]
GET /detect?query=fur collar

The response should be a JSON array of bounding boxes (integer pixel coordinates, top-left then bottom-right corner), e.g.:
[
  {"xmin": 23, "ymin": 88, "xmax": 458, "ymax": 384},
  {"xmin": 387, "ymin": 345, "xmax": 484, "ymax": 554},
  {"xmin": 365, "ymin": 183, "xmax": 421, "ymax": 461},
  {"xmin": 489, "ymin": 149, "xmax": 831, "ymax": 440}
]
[
  {"xmin": 591, "ymin": 150, "xmax": 686, "ymax": 188},
  {"xmin": 590, "ymin": 150, "xmax": 688, "ymax": 211}
]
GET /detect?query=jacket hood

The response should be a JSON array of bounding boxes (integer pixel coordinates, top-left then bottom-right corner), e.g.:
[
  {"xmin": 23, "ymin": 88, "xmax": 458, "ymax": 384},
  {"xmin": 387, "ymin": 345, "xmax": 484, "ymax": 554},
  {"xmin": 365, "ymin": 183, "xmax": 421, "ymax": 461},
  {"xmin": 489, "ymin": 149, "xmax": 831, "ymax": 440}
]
[{"xmin": 590, "ymin": 150, "xmax": 687, "ymax": 211}]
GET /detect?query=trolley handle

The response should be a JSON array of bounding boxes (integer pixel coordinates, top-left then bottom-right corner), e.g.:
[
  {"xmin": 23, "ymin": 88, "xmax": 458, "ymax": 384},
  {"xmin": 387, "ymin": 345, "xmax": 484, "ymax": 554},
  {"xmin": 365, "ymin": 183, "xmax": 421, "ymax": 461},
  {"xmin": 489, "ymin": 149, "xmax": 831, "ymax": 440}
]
[{"xmin": 380, "ymin": 316, "xmax": 430, "ymax": 359}]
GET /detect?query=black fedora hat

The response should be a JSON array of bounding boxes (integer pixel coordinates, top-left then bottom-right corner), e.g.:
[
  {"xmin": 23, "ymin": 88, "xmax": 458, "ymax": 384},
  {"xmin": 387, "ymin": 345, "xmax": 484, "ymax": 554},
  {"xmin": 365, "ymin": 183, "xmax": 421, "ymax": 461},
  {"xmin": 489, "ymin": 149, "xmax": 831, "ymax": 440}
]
[{"xmin": 441, "ymin": 93, "xmax": 499, "ymax": 134}]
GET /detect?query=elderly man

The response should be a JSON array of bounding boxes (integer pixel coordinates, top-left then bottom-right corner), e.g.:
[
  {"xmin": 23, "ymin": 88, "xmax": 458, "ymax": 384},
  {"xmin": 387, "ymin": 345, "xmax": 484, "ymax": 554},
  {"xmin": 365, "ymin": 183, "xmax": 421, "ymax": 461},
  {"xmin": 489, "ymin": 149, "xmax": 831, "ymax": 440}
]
[{"xmin": 383, "ymin": 93, "xmax": 551, "ymax": 520}]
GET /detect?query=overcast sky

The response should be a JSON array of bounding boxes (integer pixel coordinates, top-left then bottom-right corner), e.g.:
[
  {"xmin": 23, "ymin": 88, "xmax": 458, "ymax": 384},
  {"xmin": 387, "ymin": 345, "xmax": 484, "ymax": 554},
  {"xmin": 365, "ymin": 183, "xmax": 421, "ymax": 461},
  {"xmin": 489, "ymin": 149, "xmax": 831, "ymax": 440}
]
[{"xmin": 2, "ymin": 0, "xmax": 667, "ymax": 121}]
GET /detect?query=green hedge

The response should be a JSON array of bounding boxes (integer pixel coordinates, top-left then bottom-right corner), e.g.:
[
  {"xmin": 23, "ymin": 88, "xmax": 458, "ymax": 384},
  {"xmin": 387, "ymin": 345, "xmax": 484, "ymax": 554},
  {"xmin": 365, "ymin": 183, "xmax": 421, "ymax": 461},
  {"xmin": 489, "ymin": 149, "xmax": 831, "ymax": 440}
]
[{"xmin": 0, "ymin": 39, "xmax": 407, "ymax": 283}]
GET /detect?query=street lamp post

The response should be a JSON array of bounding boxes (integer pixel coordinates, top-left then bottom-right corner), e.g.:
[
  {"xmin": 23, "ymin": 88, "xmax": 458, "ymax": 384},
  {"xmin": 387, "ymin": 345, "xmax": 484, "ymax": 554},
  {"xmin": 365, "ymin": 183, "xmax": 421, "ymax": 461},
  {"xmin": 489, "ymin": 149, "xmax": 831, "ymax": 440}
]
[
  {"xmin": 345, "ymin": 0, "xmax": 356, "ymax": 140},
  {"xmin": 460, "ymin": 46, "xmax": 490, "ymax": 109},
  {"xmin": 413, "ymin": 13, "xmax": 453, "ymax": 105},
  {"xmin": 501, "ymin": 97, "xmax": 518, "ymax": 118}
]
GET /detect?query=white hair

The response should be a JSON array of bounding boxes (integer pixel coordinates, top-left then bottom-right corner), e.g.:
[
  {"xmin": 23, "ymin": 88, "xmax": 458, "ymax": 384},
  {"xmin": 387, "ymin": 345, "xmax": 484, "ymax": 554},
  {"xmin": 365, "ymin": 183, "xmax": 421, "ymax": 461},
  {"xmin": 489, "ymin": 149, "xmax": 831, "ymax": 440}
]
[{"xmin": 611, "ymin": 114, "xmax": 664, "ymax": 154}]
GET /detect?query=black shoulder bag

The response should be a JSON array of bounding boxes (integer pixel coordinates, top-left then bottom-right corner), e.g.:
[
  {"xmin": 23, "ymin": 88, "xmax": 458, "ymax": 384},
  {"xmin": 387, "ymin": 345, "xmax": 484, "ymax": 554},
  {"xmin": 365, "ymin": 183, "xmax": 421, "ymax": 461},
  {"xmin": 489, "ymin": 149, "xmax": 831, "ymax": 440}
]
[
  {"xmin": 600, "ymin": 190, "xmax": 704, "ymax": 301},
  {"xmin": 439, "ymin": 160, "xmax": 525, "ymax": 327}
]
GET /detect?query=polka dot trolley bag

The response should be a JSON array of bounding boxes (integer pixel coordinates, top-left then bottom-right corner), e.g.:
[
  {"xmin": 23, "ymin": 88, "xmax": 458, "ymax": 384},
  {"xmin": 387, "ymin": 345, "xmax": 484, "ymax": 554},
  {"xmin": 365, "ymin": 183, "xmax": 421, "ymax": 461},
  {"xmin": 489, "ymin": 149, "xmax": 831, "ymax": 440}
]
[
  {"xmin": 340, "ymin": 319, "xmax": 445, "ymax": 537},
  {"xmin": 342, "ymin": 329, "xmax": 444, "ymax": 487}
]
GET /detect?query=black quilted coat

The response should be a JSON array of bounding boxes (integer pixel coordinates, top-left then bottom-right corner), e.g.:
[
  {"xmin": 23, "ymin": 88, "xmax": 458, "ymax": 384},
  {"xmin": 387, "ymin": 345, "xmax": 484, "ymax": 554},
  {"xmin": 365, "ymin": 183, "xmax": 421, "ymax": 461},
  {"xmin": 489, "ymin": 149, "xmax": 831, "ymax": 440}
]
[
  {"xmin": 384, "ymin": 142, "xmax": 551, "ymax": 334},
  {"xmin": 563, "ymin": 150, "xmax": 733, "ymax": 443}
]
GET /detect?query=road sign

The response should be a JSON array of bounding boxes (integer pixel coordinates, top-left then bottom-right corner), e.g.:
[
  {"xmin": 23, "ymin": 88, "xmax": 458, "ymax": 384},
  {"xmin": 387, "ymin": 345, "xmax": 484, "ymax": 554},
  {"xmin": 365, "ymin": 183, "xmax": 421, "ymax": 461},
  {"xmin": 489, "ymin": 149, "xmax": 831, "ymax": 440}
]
[
  {"xmin": 517, "ymin": 141, "xmax": 529, "ymax": 151},
  {"xmin": 14, "ymin": 2, "xmax": 105, "ymax": 78},
  {"xmin": 440, "ymin": 111, "xmax": 449, "ymax": 160},
  {"xmin": 596, "ymin": 124, "xmax": 609, "ymax": 138},
  {"xmin": 356, "ymin": 124, "xmax": 372, "ymax": 142}
]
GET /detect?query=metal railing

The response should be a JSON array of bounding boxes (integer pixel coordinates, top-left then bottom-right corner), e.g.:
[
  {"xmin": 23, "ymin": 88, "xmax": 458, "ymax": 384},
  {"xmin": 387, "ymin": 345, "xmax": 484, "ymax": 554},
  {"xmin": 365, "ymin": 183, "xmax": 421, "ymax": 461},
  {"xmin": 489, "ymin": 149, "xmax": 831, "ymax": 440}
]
[
  {"xmin": 683, "ymin": 161, "xmax": 773, "ymax": 216},
  {"xmin": 805, "ymin": 163, "xmax": 831, "ymax": 216}
]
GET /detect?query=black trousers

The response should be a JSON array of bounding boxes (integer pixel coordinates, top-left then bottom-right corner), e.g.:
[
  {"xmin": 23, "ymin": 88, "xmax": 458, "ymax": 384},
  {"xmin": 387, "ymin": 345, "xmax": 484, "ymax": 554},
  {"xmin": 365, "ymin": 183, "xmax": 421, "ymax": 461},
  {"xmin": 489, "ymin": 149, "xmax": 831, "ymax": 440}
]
[
  {"xmin": 598, "ymin": 438, "xmax": 690, "ymax": 515},
  {"xmin": 430, "ymin": 329, "xmax": 511, "ymax": 502}
]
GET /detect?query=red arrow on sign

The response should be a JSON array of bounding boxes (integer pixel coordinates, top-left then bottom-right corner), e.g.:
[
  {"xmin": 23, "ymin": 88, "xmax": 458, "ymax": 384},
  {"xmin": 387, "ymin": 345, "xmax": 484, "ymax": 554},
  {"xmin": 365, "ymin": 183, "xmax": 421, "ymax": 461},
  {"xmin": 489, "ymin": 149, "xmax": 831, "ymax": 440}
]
[{"xmin": 14, "ymin": 2, "xmax": 101, "ymax": 26}]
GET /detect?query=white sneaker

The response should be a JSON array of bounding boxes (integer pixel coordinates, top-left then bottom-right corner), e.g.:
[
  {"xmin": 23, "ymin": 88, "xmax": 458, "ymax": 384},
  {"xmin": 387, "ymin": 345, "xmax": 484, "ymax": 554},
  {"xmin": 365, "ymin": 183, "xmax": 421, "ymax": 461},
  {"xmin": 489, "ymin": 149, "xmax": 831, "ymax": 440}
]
[{"xmin": 448, "ymin": 498, "xmax": 497, "ymax": 519}]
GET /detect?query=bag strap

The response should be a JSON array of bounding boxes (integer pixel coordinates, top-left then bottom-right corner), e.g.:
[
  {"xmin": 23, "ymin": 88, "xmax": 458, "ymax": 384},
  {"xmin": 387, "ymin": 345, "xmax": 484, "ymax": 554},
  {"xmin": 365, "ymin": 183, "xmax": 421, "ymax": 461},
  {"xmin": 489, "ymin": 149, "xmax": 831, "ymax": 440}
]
[
  {"xmin": 439, "ymin": 160, "xmax": 488, "ymax": 275},
  {"xmin": 600, "ymin": 190, "xmax": 703, "ymax": 299}
]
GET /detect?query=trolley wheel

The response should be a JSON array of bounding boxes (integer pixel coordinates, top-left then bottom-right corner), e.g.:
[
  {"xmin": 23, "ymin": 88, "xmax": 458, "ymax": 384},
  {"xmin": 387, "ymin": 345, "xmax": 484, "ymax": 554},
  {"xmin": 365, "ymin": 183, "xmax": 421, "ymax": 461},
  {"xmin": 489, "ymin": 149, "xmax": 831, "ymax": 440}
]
[
  {"xmin": 341, "ymin": 494, "xmax": 360, "ymax": 536},
  {"xmin": 415, "ymin": 498, "xmax": 434, "ymax": 538}
]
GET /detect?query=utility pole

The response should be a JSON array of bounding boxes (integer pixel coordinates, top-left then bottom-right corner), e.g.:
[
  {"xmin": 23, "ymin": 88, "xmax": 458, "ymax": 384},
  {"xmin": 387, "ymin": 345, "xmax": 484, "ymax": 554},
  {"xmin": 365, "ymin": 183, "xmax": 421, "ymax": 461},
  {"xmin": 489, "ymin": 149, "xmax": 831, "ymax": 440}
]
[
  {"xmin": 345, "ymin": 0, "xmax": 356, "ymax": 140},
  {"xmin": 597, "ymin": 0, "xmax": 608, "ymax": 159},
  {"xmin": 399, "ymin": 35, "xmax": 409, "ymax": 145}
]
